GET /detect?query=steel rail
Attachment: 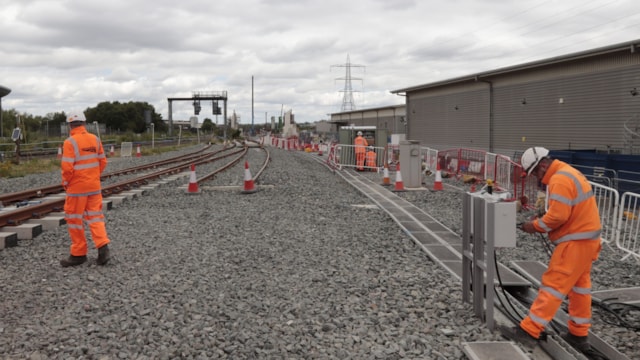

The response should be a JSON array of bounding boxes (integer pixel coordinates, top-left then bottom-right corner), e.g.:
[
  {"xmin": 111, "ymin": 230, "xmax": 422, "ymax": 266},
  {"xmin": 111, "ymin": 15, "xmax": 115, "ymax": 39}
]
[
  {"xmin": 0, "ymin": 147, "xmax": 245, "ymax": 227},
  {"xmin": 0, "ymin": 144, "xmax": 236, "ymax": 206}
]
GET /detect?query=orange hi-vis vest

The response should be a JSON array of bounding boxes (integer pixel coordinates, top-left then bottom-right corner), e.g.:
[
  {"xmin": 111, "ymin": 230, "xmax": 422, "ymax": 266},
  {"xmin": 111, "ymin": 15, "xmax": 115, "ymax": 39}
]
[
  {"xmin": 533, "ymin": 160, "xmax": 601, "ymax": 244},
  {"xmin": 354, "ymin": 136, "xmax": 368, "ymax": 153},
  {"xmin": 366, "ymin": 150, "xmax": 376, "ymax": 167},
  {"xmin": 61, "ymin": 126, "xmax": 107, "ymax": 196}
]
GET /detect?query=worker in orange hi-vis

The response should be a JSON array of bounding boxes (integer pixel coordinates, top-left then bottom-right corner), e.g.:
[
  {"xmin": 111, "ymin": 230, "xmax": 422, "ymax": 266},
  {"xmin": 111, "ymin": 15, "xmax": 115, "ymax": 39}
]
[
  {"xmin": 354, "ymin": 131, "xmax": 368, "ymax": 171},
  {"xmin": 499, "ymin": 147, "xmax": 601, "ymax": 354},
  {"xmin": 60, "ymin": 112, "xmax": 111, "ymax": 267},
  {"xmin": 365, "ymin": 146, "xmax": 377, "ymax": 171}
]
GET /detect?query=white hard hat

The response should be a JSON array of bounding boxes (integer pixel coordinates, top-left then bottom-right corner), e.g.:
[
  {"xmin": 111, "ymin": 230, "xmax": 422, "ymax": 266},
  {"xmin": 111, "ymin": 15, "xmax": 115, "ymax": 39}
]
[
  {"xmin": 67, "ymin": 113, "xmax": 87, "ymax": 123},
  {"xmin": 357, "ymin": 131, "xmax": 363, "ymax": 136},
  {"xmin": 521, "ymin": 147, "xmax": 550, "ymax": 176}
]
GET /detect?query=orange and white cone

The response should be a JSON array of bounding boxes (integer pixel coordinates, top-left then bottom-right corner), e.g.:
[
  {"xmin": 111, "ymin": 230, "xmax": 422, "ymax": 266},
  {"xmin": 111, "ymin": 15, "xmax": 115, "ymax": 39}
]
[
  {"xmin": 392, "ymin": 163, "xmax": 406, "ymax": 192},
  {"xmin": 433, "ymin": 163, "xmax": 444, "ymax": 191},
  {"xmin": 136, "ymin": 145, "xmax": 142, "ymax": 157},
  {"xmin": 186, "ymin": 164, "xmax": 200, "ymax": 194},
  {"xmin": 57, "ymin": 146, "xmax": 62, "ymax": 159},
  {"xmin": 382, "ymin": 162, "xmax": 391, "ymax": 186},
  {"xmin": 241, "ymin": 160, "xmax": 257, "ymax": 194},
  {"xmin": 109, "ymin": 145, "xmax": 115, "ymax": 157}
]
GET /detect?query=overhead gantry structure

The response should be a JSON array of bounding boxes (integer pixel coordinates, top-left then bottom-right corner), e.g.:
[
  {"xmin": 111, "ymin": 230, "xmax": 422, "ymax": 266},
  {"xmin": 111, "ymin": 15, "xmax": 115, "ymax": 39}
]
[{"xmin": 167, "ymin": 91, "xmax": 227, "ymax": 137}]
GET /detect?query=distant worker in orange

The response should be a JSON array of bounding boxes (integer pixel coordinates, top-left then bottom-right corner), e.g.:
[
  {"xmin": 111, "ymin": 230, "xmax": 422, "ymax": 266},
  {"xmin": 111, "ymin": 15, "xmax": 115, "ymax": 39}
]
[
  {"xmin": 60, "ymin": 113, "xmax": 111, "ymax": 267},
  {"xmin": 354, "ymin": 131, "xmax": 368, "ymax": 171},
  {"xmin": 500, "ymin": 147, "xmax": 601, "ymax": 354},
  {"xmin": 365, "ymin": 146, "xmax": 377, "ymax": 171}
]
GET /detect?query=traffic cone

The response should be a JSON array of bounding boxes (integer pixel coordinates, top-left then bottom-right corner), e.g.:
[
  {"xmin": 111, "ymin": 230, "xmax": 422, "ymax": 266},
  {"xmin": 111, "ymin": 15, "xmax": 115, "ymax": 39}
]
[
  {"xmin": 57, "ymin": 146, "xmax": 62, "ymax": 159},
  {"xmin": 136, "ymin": 145, "xmax": 141, "ymax": 157},
  {"xmin": 109, "ymin": 145, "xmax": 115, "ymax": 157},
  {"xmin": 318, "ymin": 144, "xmax": 323, "ymax": 156},
  {"xmin": 381, "ymin": 162, "xmax": 391, "ymax": 186},
  {"xmin": 186, "ymin": 164, "xmax": 200, "ymax": 194},
  {"xmin": 392, "ymin": 163, "xmax": 406, "ymax": 192},
  {"xmin": 241, "ymin": 160, "xmax": 257, "ymax": 194},
  {"xmin": 433, "ymin": 163, "xmax": 444, "ymax": 191}
]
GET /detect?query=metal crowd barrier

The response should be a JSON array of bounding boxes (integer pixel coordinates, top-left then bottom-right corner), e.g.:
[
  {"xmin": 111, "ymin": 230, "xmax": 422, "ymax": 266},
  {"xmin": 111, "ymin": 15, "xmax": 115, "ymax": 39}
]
[
  {"xmin": 326, "ymin": 143, "xmax": 384, "ymax": 172},
  {"xmin": 591, "ymin": 181, "xmax": 620, "ymax": 246},
  {"xmin": 616, "ymin": 192, "xmax": 640, "ymax": 261},
  {"xmin": 324, "ymin": 141, "xmax": 640, "ymax": 261}
]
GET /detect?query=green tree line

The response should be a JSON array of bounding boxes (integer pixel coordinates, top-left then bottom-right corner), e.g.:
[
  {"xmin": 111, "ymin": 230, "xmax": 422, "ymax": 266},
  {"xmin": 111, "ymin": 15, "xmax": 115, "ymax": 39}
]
[{"xmin": 1, "ymin": 101, "xmax": 166, "ymax": 139}]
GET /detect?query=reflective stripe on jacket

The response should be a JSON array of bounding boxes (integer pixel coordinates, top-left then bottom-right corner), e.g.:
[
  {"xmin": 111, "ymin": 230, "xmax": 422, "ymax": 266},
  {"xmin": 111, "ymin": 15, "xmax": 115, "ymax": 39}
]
[
  {"xmin": 61, "ymin": 126, "xmax": 107, "ymax": 195},
  {"xmin": 534, "ymin": 160, "xmax": 601, "ymax": 244},
  {"xmin": 365, "ymin": 151, "xmax": 376, "ymax": 167}
]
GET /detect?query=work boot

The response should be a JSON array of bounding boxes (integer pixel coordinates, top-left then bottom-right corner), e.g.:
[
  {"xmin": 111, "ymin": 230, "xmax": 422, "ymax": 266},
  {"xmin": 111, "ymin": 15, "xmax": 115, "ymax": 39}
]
[
  {"xmin": 498, "ymin": 325, "xmax": 545, "ymax": 348},
  {"xmin": 97, "ymin": 244, "xmax": 110, "ymax": 265},
  {"xmin": 562, "ymin": 332, "xmax": 591, "ymax": 352},
  {"xmin": 60, "ymin": 255, "xmax": 87, "ymax": 267}
]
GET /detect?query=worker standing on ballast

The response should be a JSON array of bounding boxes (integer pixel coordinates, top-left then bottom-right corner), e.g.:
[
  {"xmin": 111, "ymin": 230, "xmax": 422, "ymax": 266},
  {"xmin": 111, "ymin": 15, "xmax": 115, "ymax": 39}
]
[
  {"xmin": 60, "ymin": 113, "xmax": 111, "ymax": 267},
  {"xmin": 500, "ymin": 146, "xmax": 601, "ymax": 354},
  {"xmin": 354, "ymin": 131, "xmax": 368, "ymax": 171}
]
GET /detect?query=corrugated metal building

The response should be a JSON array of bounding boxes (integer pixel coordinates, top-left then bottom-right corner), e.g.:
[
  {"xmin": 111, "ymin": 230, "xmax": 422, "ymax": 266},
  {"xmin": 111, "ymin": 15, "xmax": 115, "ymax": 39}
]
[
  {"xmin": 329, "ymin": 104, "xmax": 406, "ymax": 135},
  {"xmin": 391, "ymin": 39, "xmax": 640, "ymax": 156}
]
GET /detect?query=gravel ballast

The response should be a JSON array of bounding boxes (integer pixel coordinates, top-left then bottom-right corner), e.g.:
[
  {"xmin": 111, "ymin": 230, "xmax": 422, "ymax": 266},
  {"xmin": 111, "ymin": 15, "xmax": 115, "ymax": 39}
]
[{"xmin": 0, "ymin": 145, "xmax": 637, "ymax": 359}]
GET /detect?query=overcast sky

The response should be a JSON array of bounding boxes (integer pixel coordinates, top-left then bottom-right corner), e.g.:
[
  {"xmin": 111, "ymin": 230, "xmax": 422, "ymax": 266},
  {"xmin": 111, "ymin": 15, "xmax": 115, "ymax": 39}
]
[{"xmin": 1, "ymin": 0, "xmax": 638, "ymax": 125}]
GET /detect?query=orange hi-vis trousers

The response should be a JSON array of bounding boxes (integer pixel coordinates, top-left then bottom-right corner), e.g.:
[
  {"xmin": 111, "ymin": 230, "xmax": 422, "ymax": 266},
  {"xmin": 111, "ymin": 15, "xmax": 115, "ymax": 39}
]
[
  {"xmin": 520, "ymin": 240, "xmax": 601, "ymax": 338},
  {"xmin": 356, "ymin": 151, "xmax": 366, "ymax": 170},
  {"xmin": 64, "ymin": 194, "xmax": 110, "ymax": 256}
]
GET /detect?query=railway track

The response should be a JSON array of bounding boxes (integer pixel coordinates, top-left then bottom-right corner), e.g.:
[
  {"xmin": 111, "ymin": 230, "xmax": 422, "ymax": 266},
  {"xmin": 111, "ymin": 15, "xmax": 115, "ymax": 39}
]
[
  {"xmin": 0, "ymin": 141, "xmax": 269, "ymax": 229},
  {"xmin": 0, "ymin": 144, "xmax": 633, "ymax": 359},
  {"xmin": 306, "ymin": 152, "xmax": 632, "ymax": 360}
]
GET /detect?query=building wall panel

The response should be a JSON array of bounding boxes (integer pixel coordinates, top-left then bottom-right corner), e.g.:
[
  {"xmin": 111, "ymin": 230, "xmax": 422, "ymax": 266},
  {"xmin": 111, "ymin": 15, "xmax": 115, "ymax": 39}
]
[
  {"xmin": 409, "ymin": 89, "xmax": 490, "ymax": 149},
  {"xmin": 492, "ymin": 65, "xmax": 640, "ymax": 153}
]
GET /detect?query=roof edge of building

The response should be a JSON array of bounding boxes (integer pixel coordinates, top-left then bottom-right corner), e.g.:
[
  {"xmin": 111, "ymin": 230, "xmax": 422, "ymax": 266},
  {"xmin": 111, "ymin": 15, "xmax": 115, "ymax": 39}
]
[{"xmin": 391, "ymin": 38, "xmax": 640, "ymax": 94}]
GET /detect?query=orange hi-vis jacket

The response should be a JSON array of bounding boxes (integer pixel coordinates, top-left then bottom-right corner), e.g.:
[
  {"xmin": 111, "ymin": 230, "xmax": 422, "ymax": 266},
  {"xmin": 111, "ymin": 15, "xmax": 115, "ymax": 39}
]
[
  {"xmin": 533, "ymin": 160, "xmax": 601, "ymax": 244},
  {"xmin": 354, "ymin": 136, "xmax": 368, "ymax": 153},
  {"xmin": 61, "ymin": 126, "xmax": 107, "ymax": 195},
  {"xmin": 365, "ymin": 150, "xmax": 377, "ymax": 168},
  {"xmin": 521, "ymin": 159, "xmax": 602, "ymax": 338}
]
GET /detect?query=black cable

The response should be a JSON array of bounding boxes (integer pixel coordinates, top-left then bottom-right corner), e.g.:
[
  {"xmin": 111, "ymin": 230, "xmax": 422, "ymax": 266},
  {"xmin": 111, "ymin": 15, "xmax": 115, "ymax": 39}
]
[
  {"xmin": 493, "ymin": 250, "xmax": 527, "ymax": 324},
  {"xmin": 593, "ymin": 297, "xmax": 640, "ymax": 331},
  {"xmin": 537, "ymin": 232, "xmax": 553, "ymax": 258}
]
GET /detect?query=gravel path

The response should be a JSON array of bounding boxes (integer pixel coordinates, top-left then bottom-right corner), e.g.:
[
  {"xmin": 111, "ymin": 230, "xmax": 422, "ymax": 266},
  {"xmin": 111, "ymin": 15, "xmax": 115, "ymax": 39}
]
[{"xmin": 0, "ymin": 145, "xmax": 637, "ymax": 359}]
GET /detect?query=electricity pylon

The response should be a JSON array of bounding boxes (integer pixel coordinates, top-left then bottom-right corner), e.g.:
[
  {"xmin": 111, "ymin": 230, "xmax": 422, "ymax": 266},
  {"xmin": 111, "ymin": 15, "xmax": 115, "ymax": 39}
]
[{"xmin": 331, "ymin": 54, "xmax": 365, "ymax": 112}]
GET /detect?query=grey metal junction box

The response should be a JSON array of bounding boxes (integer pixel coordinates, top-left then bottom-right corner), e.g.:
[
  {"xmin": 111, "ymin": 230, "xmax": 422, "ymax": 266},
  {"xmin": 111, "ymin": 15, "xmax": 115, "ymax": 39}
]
[{"xmin": 399, "ymin": 140, "xmax": 421, "ymax": 188}]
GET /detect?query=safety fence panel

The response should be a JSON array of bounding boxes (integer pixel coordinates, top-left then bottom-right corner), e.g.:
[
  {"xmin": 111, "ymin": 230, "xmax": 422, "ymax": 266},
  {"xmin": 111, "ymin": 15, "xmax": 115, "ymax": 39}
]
[
  {"xmin": 435, "ymin": 148, "xmax": 491, "ymax": 181},
  {"xmin": 438, "ymin": 149, "xmax": 460, "ymax": 176},
  {"xmin": 457, "ymin": 148, "xmax": 487, "ymax": 179},
  {"xmin": 617, "ymin": 178, "xmax": 640, "ymax": 196},
  {"xmin": 420, "ymin": 147, "xmax": 438, "ymax": 173},
  {"xmin": 328, "ymin": 143, "xmax": 385, "ymax": 172},
  {"xmin": 493, "ymin": 155, "xmax": 523, "ymax": 202},
  {"xmin": 616, "ymin": 191, "xmax": 640, "ymax": 261},
  {"xmin": 271, "ymin": 137, "xmax": 298, "ymax": 150},
  {"xmin": 326, "ymin": 143, "xmax": 341, "ymax": 170},
  {"xmin": 484, "ymin": 153, "xmax": 497, "ymax": 182},
  {"xmin": 590, "ymin": 181, "xmax": 620, "ymax": 246},
  {"xmin": 573, "ymin": 165, "xmax": 617, "ymax": 185}
]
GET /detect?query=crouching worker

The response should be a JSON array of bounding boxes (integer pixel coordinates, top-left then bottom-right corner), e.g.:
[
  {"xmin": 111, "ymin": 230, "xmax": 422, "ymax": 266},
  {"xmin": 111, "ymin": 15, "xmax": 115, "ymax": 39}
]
[
  {"xmin": 500, "ymin": 146, "xmax": 601, "ymax": 354},
  {"xmin": 60, "ymin": 112, "xmax": 111, "ymax": 267},
  {"xmin": 365, "ymin": 146, "xmax": 377, "ymax": 171}
]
